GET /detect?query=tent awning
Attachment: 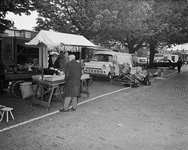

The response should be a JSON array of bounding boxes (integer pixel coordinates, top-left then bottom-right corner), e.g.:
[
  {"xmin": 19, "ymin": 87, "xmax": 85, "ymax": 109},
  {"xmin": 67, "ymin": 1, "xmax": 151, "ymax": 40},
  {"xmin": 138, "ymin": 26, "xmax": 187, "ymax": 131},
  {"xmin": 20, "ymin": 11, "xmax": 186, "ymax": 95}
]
[{"xmin": 25, "ymin": 30, "xmax": 96, "ymax": 48}]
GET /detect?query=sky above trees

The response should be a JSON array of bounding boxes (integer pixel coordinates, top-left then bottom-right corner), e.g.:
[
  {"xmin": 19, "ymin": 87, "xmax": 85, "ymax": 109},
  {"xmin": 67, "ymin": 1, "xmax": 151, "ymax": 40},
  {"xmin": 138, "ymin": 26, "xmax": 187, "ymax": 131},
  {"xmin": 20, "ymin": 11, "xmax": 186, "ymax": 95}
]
[{"xmin": 5, "ymin": 11, "xmax": 38, "ymax": 30}]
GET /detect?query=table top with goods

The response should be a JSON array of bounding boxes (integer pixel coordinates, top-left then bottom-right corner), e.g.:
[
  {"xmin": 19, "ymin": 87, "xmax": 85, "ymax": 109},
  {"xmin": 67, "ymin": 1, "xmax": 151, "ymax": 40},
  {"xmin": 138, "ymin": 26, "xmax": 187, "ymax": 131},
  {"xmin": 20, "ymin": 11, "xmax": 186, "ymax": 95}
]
[
  {"xmin": 32, "ymin": 74, "xmax": 90, "ymax": 82},
  {"xmin": 32, "ymin": 74, "xmax": 65, "ymax": 81}
]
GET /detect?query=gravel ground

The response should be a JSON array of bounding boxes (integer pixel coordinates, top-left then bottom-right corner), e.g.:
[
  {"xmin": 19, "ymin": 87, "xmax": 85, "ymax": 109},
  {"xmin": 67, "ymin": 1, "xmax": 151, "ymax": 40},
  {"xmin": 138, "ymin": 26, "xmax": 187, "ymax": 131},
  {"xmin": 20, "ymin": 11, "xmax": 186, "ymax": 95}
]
[{"xmin": 0, "ymin": 67, "xmax": 187, "ymax": 150}]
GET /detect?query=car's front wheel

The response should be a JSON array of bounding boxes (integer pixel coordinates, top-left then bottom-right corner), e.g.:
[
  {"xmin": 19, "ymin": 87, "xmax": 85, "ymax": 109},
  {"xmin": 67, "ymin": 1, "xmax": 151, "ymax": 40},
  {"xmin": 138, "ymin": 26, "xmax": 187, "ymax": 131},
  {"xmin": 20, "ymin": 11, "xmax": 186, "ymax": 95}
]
[
  {"xmin": 169, "ymin": 65, "xmax": 174, "ymax": 69},
  {"xmin": 86, "ymin": 76, "xmax": 93, "ymax": 86},
  {"xmin": 10, "ymin": 80, "xmax": 25, "ymax": 98},
  {"xmin": 107, "ymin": 72, "xmax": 115, "ymax": 81}
]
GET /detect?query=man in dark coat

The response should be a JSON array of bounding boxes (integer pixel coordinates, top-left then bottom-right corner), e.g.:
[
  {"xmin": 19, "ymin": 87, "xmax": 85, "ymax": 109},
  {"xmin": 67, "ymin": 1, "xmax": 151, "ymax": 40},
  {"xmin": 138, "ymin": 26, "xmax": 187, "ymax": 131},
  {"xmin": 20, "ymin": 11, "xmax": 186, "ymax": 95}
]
[
  {"xmin": 59, "ymin": 54, "xmax": 82, "ymax": 112},
  {"xmin": 177, "ymin": 57, "xmax": 183, "ymax": 73},
  {"xmin": 58, "ymin": 52, "xmax": 68, "ymax": 73}
]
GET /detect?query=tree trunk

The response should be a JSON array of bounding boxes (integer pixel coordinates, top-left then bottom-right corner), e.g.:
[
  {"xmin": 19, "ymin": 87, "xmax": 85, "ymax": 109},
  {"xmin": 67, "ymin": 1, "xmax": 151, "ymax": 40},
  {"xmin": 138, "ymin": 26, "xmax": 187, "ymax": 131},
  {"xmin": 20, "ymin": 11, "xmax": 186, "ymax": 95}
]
[
  {"xmin": 148, "ymin": 43, "xmax": 156, "ymax": 68},
  {"xmin": 126, "ymin": 41, "xmax": 143, "ymax": 54},
  {"xmin": 128, "ymin": 46, "xmax": 135, "ymax": 54}
]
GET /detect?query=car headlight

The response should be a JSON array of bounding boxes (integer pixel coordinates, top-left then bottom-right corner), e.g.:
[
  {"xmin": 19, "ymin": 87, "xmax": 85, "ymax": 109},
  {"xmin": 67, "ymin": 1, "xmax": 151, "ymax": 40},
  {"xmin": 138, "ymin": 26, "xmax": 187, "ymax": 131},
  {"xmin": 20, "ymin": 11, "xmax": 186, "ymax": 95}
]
[{"xmin": 102, "ymin": 65, "xmax": 106, "ymax": 70}]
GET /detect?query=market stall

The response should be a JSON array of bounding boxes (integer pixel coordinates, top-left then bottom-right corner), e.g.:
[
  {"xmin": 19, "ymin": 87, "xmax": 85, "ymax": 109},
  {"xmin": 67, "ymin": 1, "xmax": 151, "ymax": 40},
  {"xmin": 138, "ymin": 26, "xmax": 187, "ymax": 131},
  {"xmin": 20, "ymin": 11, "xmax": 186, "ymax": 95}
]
[
  {"xmin": 26, "ymin": 30, "xmax": 96, "ymax": 110},
  {"xmin": 0, "ymin": 29, "xmax": 41, "ymax": 97}
]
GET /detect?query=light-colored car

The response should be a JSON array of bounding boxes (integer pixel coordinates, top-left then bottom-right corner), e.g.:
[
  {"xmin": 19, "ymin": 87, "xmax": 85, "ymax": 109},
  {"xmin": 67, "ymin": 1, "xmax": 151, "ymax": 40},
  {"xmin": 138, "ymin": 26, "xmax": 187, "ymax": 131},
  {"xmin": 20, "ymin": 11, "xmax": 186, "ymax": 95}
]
[{"xmin": 83, "ymin": 51, "xmax": 133, "ymax": 81}]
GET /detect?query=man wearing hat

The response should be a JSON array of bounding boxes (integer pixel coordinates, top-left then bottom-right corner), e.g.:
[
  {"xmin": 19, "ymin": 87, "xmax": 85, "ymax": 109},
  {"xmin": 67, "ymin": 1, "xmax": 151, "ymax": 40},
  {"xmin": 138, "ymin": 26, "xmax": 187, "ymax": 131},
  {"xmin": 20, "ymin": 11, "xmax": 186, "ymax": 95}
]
[
  {"xmin": 59, "ymin": 54, "xmax": 82, "ymax": 112},
  {"xmin": 44, "ymin": 51, "xmax": 60, "ymax": 75},
  {"xmin": 48, "ymin": 51, "xmax": 60, "ymax": 69}
]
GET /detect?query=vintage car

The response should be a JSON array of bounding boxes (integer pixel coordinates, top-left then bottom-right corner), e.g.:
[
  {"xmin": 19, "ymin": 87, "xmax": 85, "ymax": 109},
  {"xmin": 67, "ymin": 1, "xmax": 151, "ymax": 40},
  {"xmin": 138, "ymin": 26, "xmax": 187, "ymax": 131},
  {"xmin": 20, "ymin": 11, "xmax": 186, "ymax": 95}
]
[
  {"xmin": 83, "ymin": 51, "xmax": 134, "ymax": 81},
  {"xmin": 153, "ymin": 59, "xmax": 177, "ymax": 69}
]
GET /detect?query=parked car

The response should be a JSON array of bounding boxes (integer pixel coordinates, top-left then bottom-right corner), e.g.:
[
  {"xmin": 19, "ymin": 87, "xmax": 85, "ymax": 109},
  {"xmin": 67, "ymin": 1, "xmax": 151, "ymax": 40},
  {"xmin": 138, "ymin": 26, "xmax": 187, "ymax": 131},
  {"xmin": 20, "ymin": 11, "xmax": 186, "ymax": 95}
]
[
  {"xmin": 138, "ymin": 57, "xmax": 148, "ymax": 66},
  {"xmin": 153, "ymin": 59, "xmax": 177, "ymax": 69},
  {"xmin": 83, "ymin": 51, "xmax": 133, "ymax": 81}
]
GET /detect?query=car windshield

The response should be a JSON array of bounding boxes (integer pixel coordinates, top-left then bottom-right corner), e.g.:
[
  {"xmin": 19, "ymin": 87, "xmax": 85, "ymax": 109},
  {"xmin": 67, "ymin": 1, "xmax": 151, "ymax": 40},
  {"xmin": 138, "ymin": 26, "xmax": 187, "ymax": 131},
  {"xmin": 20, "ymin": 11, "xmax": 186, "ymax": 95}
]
[{"xmin": 92, "ymin": 54, "xmax": 113, "ymax": 62}]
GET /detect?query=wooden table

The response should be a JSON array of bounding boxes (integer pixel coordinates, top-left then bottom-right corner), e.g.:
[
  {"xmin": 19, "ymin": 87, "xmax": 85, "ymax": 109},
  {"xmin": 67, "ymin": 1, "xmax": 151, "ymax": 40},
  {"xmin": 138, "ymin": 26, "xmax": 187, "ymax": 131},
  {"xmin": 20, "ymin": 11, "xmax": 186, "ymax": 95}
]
[
  {"xmin": 32, "ymin": 79, "xmax": 64, "ymax": 111},
  {"xmin": 31, "ymin": 74, "xmax": 91, "ymax": 111}
]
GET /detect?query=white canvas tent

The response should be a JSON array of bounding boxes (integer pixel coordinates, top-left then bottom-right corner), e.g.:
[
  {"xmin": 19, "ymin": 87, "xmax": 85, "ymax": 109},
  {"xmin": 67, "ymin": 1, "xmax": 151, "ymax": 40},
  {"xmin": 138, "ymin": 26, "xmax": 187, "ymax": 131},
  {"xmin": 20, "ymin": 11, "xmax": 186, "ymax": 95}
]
[
  {"xmin": 26, "ymin": 30, "xmax": 96, "ymax": 47},
  {"xmin": 26, "ymin": 30, "xmax": 96, "ymax": 68}
]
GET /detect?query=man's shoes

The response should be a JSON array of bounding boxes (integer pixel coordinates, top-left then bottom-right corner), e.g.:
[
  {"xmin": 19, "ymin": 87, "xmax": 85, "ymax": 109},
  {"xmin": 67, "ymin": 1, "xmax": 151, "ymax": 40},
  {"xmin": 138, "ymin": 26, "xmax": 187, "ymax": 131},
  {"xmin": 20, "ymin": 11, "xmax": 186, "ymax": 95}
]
[
  {"xmin": 71, "ymin": 108, "xmax": 77, "ymax": 111},
  {"xmin": 59, "ymin": 109, "xmax": 69, "ymax": 112},
  {"xmin": 71, "ymin": 106, "xmax": 77, "ymax": 111}
]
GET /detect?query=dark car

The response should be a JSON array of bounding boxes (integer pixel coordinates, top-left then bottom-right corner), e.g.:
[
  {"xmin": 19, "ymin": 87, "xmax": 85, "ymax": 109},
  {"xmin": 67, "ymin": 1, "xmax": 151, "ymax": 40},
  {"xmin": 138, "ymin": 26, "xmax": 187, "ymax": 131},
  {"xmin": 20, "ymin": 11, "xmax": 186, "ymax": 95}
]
[
  {"xmin": 139, "ymin": 58, "xmax": 147, "ymax": 64},
  {"xmin": 153, "ymin": 59, "xmax": 177, "ymax": 69}
]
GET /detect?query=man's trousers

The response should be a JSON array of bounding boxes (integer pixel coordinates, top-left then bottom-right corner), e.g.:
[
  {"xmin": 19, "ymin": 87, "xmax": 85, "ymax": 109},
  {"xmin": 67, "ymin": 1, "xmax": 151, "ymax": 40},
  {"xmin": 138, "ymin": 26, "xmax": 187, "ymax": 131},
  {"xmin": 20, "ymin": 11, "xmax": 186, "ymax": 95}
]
[{"xmin": 63, "ymin": 97, "xmax": 78, "ymax": 110}]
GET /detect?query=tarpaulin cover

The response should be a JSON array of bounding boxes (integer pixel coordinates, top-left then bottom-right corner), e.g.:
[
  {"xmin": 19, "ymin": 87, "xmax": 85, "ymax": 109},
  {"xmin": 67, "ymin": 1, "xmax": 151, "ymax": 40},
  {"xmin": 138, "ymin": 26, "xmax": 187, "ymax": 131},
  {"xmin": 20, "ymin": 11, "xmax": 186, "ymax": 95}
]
[{"xmin": 26, "ymin": 30, "xmax": 96, "ymax": 48}]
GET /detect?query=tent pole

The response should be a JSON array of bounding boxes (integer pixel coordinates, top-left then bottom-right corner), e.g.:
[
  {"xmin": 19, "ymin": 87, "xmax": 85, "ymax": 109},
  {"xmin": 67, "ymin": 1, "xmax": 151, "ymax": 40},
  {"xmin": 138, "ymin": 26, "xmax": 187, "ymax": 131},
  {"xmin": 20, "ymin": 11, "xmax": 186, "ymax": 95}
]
[
  {"xmin": 41, "ymin": 47, "xmax": 44, "ymax": 81},
  {"xmin": 39, "ymin": 46, "xmax": 44, "ymax": 101},
  {"xmin": 41, "ymin": 47, "xmax": 44, "ymax": 102},
  {"xmin": 79, "ymin": 48, "xmax": 82, "ymax": 64}
]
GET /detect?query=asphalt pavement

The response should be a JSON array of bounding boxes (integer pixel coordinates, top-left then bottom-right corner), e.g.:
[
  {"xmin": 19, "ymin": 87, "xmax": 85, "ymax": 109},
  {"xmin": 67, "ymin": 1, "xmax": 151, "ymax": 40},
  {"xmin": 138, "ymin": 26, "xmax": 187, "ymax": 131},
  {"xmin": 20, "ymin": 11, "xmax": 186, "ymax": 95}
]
[{"xmin": 0, "ymin": 66, "xmax": 188, "ymax": 150}]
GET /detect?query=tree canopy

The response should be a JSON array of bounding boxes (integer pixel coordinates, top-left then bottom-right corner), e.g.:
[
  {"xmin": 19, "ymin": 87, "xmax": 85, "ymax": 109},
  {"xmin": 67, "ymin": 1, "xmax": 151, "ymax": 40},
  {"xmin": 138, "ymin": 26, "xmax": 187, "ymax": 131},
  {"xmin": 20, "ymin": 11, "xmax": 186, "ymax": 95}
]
[
  {"xmin": 34, "ymin": 0, "xmax": 97, "ymax": 39},
  {"xmin": 34, "ymin": 0, "xmax": 153, "ymax": 52},
  {"xmin": 90, "ymin": 0, "xmax": 153, "ymax": 53},
  {"xmin": 142, "ymin": 0, "xmax": 188, "ymax": 67}
]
